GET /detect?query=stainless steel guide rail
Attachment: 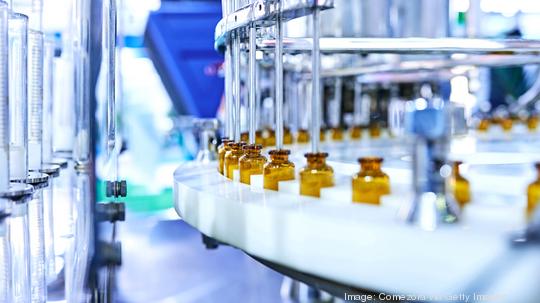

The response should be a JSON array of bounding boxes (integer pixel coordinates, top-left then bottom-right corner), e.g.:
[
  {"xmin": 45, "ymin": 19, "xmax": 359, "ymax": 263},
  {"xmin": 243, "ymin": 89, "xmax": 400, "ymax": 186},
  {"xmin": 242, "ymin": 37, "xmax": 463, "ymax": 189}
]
[
  {"xmin": 214, "ymin": 0, "xmax": 334, "ymax": 41},
  {"xmin": 258, "ymin": 37, "xmax": 540, "ymax": 54},
  {"xmin": 319, "ymin": 55, "xmax": 540, "ymax": 78}
]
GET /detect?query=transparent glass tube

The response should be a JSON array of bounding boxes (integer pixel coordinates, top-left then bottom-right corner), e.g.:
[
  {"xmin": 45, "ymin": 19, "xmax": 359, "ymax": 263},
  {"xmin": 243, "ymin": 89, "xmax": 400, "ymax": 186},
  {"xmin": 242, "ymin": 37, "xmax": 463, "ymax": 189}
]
[
  {"xmin": 103, "ymin": 0, "xmax": 116, "ymax": 157},
  {"xmin": 27, "ymin": 30, "xmax": 44, "ymax": 171},
  {"xmin": 73, "ymin": 0, "xmax": 91, "ymax": 164},
  {"xmin": 8, "ymin": 13, "xmax": 28, "ymax": 181},
  {"xmin": 0, "ymin": 2, "xmax": 8, "ymax": 198},
  {"xmin": 0, "ymin": 217, "xmax": 10, "ymax": 303},
  {"xmin": 42, "ymin": 182, "xmax": 55, "ymax": 283},
  {"xmin": 69, "ymin": 172, "xmax": 92, "ymax": 302},
  {"xmin": 42, "ymin": 38, "xmax": 54, "ymax": 163},
  {"xmin": 28, "ymin": 188, "xmax": 46, "ymax": 302},
  {"xmin": 11, "ymin": 0, "xmax": 42, "ymax": 31},
  {"xmin": 9, "ymin": 201, "xmax": 31, "ymax": 303}
]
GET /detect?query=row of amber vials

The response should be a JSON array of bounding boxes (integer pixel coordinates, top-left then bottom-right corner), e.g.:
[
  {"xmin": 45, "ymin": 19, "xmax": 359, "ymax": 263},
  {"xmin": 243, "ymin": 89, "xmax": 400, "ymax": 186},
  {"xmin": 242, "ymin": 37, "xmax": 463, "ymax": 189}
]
[
  {"xmin": 238, "ymin": 124, "xmax": 384, "ymax": 148},
  {"xmin": 451, "ymin": 160, "xmax": 540, "ymax": 221},
  {"xmin": 478, "ymin": 114, "xmax": 539, "ymax": 132}
]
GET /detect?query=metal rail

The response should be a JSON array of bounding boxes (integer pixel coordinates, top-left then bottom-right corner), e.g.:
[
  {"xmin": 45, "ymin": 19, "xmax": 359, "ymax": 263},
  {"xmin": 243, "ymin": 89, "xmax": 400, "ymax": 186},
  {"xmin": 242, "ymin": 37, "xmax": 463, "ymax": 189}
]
[
  {"xmin": 215, "ymin": 0, "xmax": 333, "ymax": 42},
  {"xmin": 318, "ymin": 55, "xmax": 540, "ymax": 78},
  {"xmin": 258, "ymin": 37, "xmax": 540, "ymax": 54}
]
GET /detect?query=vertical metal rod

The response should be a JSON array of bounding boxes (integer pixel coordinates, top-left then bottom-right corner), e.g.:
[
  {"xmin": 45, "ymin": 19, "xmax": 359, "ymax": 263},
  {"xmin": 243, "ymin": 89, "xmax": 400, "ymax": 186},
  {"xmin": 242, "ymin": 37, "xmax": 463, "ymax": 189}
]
[
  {"xmin": 225, "ymin": 48, "xmax": 233, "ymax": 139},
  {"xmin": 311, "ymin": 8, "xmax": 320, "ymax": 153},
  {"xmin": 232, "ymin": 0, "xmax": 241, "ymax": 142},
  {"xmin": 275, "ymin": 1, "xmax": 283, "ymax": 149},
  {"xmin": 248, "ymin": 26, "xmax": 256, "ymax": 145},
  {"xmin": 223, "ymin": 0, "xmax": 233, "ymax": 139},
  {"xmin": 233, "ymin": 32, "xmax": 241, "ymax": 142}
]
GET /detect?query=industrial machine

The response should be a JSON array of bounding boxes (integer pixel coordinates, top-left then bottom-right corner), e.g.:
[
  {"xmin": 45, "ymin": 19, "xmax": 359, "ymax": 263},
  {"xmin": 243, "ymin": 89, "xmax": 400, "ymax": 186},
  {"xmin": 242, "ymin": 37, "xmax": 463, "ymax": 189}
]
[{"xmin": 173, "ymin": 0, "xmax": 540, "ymax": 301}]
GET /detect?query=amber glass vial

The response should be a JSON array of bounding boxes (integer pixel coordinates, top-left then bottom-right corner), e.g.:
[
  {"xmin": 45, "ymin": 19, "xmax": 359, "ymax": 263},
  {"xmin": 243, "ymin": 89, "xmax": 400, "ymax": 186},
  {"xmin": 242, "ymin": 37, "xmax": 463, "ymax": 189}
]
[
  {"xmin": 527, "ymin": 115, "xmax": 539, "ymax": 131},
  {"xmin": 330, "ymin": 127, "xmax": 344, "ymax": 141},
  {"xmin": 319, "ymin": 128, "xmax": 327, "ymax": 142},
  {"xmin": 500, "ymin": 118, "xmax": 513, "ymax": 132},
  {"xmin": 450, "ymin": 161, "xmax": 471, "ymax": 208},
  {"xmin": 255, "ymin": 130, "xmax": 265, "ymax": 146},
  {"xmin": 263, "ymin": 149, "xmax": 295, "ymax": 190},
  {"xmin": 239, "ymin": 144, "xmax": 267, "ymax": 185},
  {"xmin": 241, "ymin": 132, "xmax": 249, "ymax": 142},
  {"xmin": 527, "ymin": 162, "xmax": 540, "ymax": 221},
  {"xmin": 218, "ymin": 139, "xmax": 232, "ymax": 175},
  {"xmin": 224, "ymin": 142, "xmax": 245, "ymax": 180},
  {"xmin": 265, "ymin": 129, "xmax": 276, "ymax": 147},
  {"xmin": 297, "ymin": 129, "xmax": 310, "ymax": 144},
  {"xmin": 283, "ymin": 127, "xmax": 293, "ymax": 145},
  {"xmin": 300, "ymin": 153, "xmax": 334, "ymax": 197},
  {"xmin": 350, "ymin": 125, "xmax": 362, "ymax": 140},
  {"xmin": 477, "ymin": 118, "xmax": 490, "ymax": 132},
  {"xmin": 352, "ymin": 157, "xmax": 390, "ymax": 205},
  {"xmin": 369, "ymin": 122, "xmax": 382, "ymax": 139}
]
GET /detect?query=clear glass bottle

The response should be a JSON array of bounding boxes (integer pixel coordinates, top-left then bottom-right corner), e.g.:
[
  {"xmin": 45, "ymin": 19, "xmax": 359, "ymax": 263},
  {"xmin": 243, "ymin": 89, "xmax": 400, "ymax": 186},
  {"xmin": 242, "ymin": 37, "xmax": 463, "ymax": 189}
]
[
  {"xmin": 27, "ymin": 30, "xmax": 44, "ymax": 172},
  {"xmin": 283, "ymin": 126, "xmax": 293, "ymax": 145},
  {"xmin": 527, "ymin": 162, "xmax": 540, "ymax": 221},
  {"xmin": 349, "ymin": 125, "xmax": 362, "ymax": 140},
  {"xmin": 8, "ymin": 13, "xmax": 28, "ymax": 182},
  {"xmin": 263, "ymin": 150, "xmax": 295, "ymax": 190},
  {"xmin": 0, "ymin": 214, "xmax": 9, "ymax": 303},
  {"xmin": 330, "ymin": 127, "xmax": 343, "ymax": 141},
  {"xmin": 224, "ymin": 142, "xmax": 245, "ymax": 180},
  {"xmin": 297, "ymin": 129, "xmax": 310, "ymax": 144},
  {"xmin": 300, "ymin": 153, "xmax": 334, "ymax": 198},
  {"xmin": 352, "ymin": 157, "xmax": 390, "ymax": 205},
  {"xmin": 239, "ymin": 144, "xmax": 267, "ymax": 185},
  {"xmin": 450, "ymin": 161, "xmax": 470, "ymax": 208},
  {"xmin": 28, "ymin": 178, "xmax": 48, "ymax": 303},
  {"xmin": 265, "ymin": 128, "xmax": 276, "ymax": 147},
  {"xmin": 527, "ymin": 114, "xmax": 539, "ymax": 132},
  {"xmin": 0, "ymin": 2, "xmax": 8, "ymax": 195},
  {"xmin": 217, "ymin": 138, "xmax": 232, "ymax": 175},
  {"xmin": 10, "ymin": 199, "xmax": 31, "ymax": 303}
]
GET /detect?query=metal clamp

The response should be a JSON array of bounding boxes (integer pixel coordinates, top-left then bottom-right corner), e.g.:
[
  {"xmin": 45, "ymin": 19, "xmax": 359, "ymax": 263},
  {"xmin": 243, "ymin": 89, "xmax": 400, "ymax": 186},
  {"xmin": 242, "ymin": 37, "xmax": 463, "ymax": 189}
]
[
  {"xmin": 106, "ymin": 180, "xmax": 127, "ymax": 198},
  {"xmin": 97, "ymin": 241, "xmax": 122, "ymax": 267},
  {"xmin": 96, "ymin": 202, "xmax": 126, "ymax": 223}
]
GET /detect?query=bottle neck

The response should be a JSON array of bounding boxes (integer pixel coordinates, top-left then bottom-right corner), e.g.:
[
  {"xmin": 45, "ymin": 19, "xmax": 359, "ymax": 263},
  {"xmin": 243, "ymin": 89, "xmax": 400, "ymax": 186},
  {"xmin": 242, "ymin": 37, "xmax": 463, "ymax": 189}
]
[
  {"xmin": 270, "ymin": 154, "xmax": 289, "ymax": 163},
  {"xmin": 306, "ymin": 157, "xmax": 327, "ymax": 169},
  {"xmin": 453, "ymin": 163, "xmax": 461, "ymax": 176},
  {"xmin": 245, "ymin": 149, "xmax": 262, "ymax": 157},
  {"xmin": 361, "ymin": 162, "xmax": 381, "ymax": 171}
]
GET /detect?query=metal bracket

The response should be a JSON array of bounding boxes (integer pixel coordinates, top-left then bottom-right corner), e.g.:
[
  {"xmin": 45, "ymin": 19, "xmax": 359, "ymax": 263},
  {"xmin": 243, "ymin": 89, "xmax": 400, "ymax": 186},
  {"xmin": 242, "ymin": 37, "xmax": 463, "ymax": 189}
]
[
  {"xmin": 215, "ymin": 0, "xmax": 334, "ymax": 45},
  {"xmin": 105, "ymin": 180, "xmax": 127, "ymax": 198},
  {"xmin": 96, "ymin": 202, "xmax": 126, "ymax": 223}
]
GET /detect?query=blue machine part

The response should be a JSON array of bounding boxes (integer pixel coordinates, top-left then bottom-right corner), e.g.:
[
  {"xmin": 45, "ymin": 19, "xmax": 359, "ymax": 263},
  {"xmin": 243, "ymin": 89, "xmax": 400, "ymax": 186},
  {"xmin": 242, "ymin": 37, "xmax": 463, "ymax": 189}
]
[{"xmin": 145, "ymin": 1, "xmax": 224, "ymax": 118}]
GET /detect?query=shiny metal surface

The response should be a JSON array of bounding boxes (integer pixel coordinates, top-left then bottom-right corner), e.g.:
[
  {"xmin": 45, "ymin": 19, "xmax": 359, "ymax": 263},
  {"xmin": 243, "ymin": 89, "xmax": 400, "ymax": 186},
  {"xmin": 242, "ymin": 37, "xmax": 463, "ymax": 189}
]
[
  {"xmin": 38, "ymin": 164, "xmax": 60, "ymax": 178},
  {"xmin": 215, "ymin": 0, "xmax": 334, "ymax": 40},
  {"xmin": 259, "ymin": 37, "xmax": 540, "ymax": 54},
  {"xmin": 320, "ymin": 55, "xmax": 540, "ymax": 78},
  {"xmin": 0, "ymin": 182, "xmax": 33, "ymax": 199}
]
